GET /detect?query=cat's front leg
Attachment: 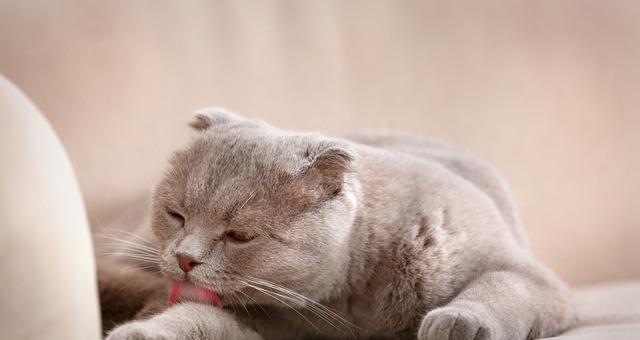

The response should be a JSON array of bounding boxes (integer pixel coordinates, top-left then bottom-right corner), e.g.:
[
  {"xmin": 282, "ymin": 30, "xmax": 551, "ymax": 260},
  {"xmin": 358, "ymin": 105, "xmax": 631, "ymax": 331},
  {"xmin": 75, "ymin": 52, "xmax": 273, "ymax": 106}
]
[
  {"xmin": 107, "ymin": 302, "xmax": 263, "ymax": 340},
  {"xmin": 417, "ymin": 268, "xmax": 575, "ymax": 340}
]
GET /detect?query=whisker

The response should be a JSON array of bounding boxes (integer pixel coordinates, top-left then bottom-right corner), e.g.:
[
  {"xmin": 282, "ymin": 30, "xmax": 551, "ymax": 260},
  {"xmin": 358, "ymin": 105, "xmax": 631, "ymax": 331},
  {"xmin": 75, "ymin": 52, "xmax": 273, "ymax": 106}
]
[
  {"xmin": 214, "ymin": 271, "xmax": 356, "ymax": 334},
  {"xmin": 244, "ymin": 276, "xmax": 359, "ymax": 336},
  {"xmin": 125, "ymin": 264, "xmax": 161, "ymax": 273},
  {"xmin": 95, "ymin": 235, "xmax": 159, "ymax": 254},
  {"xmin": 244, "ymin": 280, "xmax": 341, "ymax": 332},
  {"xmin": 96, "ymin": 246, "xmax": 159, "ymax": 260},
  {"xmin": 97, "ymin": 242, "xmax": 157, "ymax": 252},
  {"xmin": 96, "ymin": 249, "xmax": 159, "ymax": 259},
  {"xmin": 236, "ymin": 289, "xmax": 271, "ymax": 321},
  {"xmin": 116, "ymin": 264, "xmax": 161, "ymax": 276},
  {"xmin": 97, "ymin": 243, "xmax": 159, "ymax": 256},
  {"xmin": 94, "ymin": 232, "xmax": 158, "ymax": 250},
  {"xmin": 227, "ymin": 291, "xmax": 239, "ymax": 316},
  {"xmin": 242, "ymin": 282, "xmax": 321, "ymax": 332},
  {"xmin": 100, "ymin": 228, "xmax": 157, "ymax": 247},
  {"xmin": 232, "ymin": 290, "xmax": 252, "ymax": 318},
  {"xmin": 97, "ymin": 252, "xmax": 159, "ymax": 264},
  {"xmin": 248, "ymin": 277, "xmax": 345, "ymax": 315},
  {"xmin": 237, "ymin": 190, "xmax": 257, "ymax": 211},
  {"xmin": 247, "ymin": 278, "xmax": 344, "ymax": 312}
]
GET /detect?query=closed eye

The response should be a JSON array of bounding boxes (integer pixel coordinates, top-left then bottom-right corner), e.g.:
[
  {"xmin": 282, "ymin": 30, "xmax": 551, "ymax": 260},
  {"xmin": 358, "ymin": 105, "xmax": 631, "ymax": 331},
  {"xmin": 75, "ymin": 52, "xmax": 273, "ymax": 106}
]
[
  {"xmin": 166, "ymin": 209, "xmax": 185, "ymax": 225},
  {"xmin": 224, "ymin": 230, "xmax": 256, "ymax": 243}
]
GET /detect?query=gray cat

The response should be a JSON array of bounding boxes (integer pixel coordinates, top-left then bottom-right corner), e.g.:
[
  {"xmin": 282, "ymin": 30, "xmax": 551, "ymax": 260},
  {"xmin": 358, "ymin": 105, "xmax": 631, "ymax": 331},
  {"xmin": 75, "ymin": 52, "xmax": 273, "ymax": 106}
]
[{"xmin": 102, "ymin": 108, "xmax": 575, "ymax": 340}]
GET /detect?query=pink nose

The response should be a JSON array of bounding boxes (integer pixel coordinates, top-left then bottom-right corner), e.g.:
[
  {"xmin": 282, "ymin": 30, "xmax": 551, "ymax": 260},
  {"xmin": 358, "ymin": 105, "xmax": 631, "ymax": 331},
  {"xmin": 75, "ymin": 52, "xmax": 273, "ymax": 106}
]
[{"xmin": 176, "ymin": 253, "xmax": 202, "ymax": 273}]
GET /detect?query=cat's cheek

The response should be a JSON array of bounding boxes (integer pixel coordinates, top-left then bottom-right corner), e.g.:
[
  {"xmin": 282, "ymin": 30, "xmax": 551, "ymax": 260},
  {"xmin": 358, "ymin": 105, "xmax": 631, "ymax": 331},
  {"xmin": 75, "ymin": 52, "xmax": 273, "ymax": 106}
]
[{"xmin": 151, "ymin": 223, "xmax": 170, "ymax": 242}]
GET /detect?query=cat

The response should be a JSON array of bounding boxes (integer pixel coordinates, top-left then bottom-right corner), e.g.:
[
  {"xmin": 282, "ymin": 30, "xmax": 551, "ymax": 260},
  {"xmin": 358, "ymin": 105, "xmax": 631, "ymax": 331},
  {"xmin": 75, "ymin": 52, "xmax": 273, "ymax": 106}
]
[{"xmin": 101, "ymin": 108, "xmax": 576, "ymax": 340}]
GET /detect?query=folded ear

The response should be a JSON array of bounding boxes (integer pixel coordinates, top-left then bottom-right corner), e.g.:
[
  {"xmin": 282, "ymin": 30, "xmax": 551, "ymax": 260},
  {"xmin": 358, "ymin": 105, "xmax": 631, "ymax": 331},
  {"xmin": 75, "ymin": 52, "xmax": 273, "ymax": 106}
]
[
  {"xmin": 189, "ymin": 107, "xmax": 242, "ymax": 131},
  {"xmin": 302, "ymin": 141, "xmax": 356, "ymax": 198}
]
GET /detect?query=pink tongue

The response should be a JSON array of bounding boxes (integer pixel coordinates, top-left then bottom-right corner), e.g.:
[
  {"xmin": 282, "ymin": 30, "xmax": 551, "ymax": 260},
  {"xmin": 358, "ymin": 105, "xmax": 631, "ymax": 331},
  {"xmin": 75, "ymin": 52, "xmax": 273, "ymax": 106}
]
[{"xmin": 168, "ymin": 281, "xmax": 222, "ymax": 308}]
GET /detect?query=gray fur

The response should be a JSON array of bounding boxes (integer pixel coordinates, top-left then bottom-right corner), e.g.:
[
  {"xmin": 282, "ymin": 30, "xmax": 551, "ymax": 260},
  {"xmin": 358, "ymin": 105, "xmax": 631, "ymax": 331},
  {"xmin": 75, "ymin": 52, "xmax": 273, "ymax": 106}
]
[{"xmin": 105, "ymin": 109, "xmax": 575, "ymax": 340}]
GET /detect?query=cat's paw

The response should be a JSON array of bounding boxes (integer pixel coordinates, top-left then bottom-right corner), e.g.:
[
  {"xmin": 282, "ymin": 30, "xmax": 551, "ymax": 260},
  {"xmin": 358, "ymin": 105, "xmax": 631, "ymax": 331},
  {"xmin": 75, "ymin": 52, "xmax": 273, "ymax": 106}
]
[
  {"xmin": 417, "ymin": 307, "xmax": 495, "ymax": 340},
  {"xmin": 106, "ymin": 321, "xmax": 172, "ymax": 340}
]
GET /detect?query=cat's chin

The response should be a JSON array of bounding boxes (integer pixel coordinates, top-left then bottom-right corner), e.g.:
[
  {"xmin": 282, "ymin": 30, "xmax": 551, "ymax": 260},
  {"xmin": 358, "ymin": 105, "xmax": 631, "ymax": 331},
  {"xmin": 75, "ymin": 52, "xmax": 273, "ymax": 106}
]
[{"xmin": 168, "ymin": 281, "xmax": 222, "ymax": 308}]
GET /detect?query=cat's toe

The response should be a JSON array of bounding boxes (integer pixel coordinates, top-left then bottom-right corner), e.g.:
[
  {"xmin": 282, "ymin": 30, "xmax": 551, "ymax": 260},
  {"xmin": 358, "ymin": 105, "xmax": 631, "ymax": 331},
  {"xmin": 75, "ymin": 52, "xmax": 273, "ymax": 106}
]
[
  {"xmin": 417, "ymin": 307, "xmax": 493, "ymax": 340},
  {"xmin": 106, "ymin": 321, "xmax": 170, "ymax": 340}
]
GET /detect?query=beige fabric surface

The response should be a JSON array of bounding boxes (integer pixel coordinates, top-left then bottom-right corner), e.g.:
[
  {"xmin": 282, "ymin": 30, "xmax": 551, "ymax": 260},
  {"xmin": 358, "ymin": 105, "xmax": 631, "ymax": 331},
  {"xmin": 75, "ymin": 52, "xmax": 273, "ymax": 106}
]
[
  {"xmin": 0, "ymin": 75, "xmax": 101, "ymax": 340},
  {"xmin": 545, "ymin": 281, "xmax": 640, "ymax": 340}
]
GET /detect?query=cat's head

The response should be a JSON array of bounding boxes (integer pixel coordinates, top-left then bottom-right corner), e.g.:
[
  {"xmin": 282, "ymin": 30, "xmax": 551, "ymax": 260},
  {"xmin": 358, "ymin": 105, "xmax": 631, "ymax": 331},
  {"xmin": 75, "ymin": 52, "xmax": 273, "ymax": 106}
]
[{"xmin": 151, "ymin": 108, "xmax": 359, "ymax": 305}]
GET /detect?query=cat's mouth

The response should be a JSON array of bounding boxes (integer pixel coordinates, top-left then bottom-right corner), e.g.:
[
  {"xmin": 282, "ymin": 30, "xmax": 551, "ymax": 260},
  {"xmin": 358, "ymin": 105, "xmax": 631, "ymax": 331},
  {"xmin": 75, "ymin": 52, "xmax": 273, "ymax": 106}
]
[{"xmin": 168, "ymin": 281, "xmax": 222, "ymax": 308}]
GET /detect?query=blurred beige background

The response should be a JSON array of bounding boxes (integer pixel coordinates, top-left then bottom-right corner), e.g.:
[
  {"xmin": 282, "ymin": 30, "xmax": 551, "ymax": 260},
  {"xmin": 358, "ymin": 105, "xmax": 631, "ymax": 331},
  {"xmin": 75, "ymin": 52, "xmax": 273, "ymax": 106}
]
[{"xmin": 0, "ymin": 0, "xmax": 638, "ymax": 286}]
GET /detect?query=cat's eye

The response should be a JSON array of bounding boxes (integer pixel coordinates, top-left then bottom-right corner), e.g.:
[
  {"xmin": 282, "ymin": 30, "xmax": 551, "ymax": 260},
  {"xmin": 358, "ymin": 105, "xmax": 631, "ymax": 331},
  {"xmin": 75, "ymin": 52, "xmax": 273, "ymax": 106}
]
[
  {"xmin": 166, "ymin": 209, "xmax": 185, "ymax": 224},
  {"xmin": 225, "ymin": 230, "xmax": 255, "ymax": 243}
]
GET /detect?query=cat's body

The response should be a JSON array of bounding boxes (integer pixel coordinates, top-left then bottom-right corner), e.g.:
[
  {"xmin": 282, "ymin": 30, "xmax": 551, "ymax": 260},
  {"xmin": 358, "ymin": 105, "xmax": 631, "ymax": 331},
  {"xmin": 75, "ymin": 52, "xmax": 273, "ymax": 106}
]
[{"xmin": 102, "ymin": 109, "xmax": 575, "ymax": 340}]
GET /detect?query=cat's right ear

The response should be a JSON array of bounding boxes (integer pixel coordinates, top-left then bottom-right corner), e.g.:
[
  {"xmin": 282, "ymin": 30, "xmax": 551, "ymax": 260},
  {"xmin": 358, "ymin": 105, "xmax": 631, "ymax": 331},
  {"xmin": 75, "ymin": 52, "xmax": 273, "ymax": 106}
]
[
  {"xmin": 299, "ymin": 141, "xmax": 357, "ymax": 199},
  {"xmin": 189, "ymin": 107, "xmax": 241, "ymax": 131}
]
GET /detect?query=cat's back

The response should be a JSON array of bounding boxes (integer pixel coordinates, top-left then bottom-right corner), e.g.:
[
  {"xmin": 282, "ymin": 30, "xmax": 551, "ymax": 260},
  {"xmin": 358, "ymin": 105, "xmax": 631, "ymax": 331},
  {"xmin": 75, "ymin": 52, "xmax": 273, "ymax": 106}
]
[{"xmin": 344, "ymin": 130, "xmax": 529, "ymax": 248}]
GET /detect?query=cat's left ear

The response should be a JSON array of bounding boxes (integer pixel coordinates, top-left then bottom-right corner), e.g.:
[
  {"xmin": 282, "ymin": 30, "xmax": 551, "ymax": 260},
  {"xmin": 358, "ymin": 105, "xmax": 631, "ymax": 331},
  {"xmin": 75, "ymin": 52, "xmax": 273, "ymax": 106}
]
[
  {"xmin": 189, "ymin": 107, "xmax": 242, "ymax": 131},
  {"xmin": 302, "ymin": 141, "xmax": 357, "ymax": 197}
]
